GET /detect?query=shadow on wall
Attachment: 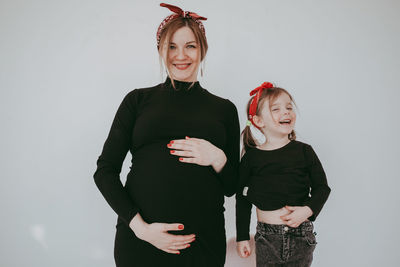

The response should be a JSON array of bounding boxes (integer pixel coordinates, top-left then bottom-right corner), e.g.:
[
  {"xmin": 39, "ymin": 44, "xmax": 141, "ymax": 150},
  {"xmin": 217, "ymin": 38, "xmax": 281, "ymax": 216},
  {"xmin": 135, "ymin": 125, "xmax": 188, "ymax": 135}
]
[{"xmin": 225, "ymin": 236, "xmax": 256, "ymax": 267}]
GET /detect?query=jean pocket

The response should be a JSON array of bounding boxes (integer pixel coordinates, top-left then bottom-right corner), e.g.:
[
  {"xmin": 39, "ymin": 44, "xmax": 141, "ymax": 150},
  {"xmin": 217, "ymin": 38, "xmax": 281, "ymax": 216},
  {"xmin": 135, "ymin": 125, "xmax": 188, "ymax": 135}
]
[
  {"xmin": 304, "ymin": 231, "xmax": 317, "ymax": 246},
  {"xmin": 255, "ymin": 230, "xmax": 274, "ymax": 242}
]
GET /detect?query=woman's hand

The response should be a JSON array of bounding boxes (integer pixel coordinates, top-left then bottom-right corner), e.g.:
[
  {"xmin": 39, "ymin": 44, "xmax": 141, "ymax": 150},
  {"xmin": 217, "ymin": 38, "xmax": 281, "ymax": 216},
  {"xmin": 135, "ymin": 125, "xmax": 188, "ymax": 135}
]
[
  {"xmin": 280, "ymin": 206, "xmax": 313, "ymax": 228},
  {"xmin": 236, "ymin": 240, "xmax": 251, "ymax": 258},
  {"xmin": 129, "ymin": 214, "xmax": 196, "ymax": 254},
  {"xmin": 167, "ymin": 136, "xmax": 227, "ymax": 172}
]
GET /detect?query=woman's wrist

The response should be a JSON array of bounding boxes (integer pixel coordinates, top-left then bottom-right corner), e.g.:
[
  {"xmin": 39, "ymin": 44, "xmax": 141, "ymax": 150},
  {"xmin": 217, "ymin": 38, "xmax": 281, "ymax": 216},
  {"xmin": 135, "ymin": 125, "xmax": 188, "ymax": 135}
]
[
  {"xmin": 129, "ymin": 213, "xmax": 148, "ymax": 240},
  {"xmin": 211, "ymin": 148, "xmax": 227, "ymax": 173}
]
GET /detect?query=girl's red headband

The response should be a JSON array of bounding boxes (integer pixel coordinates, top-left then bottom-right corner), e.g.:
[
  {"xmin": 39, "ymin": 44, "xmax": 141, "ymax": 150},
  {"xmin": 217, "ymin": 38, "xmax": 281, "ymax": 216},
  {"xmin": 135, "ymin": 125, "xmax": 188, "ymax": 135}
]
[
  {"xmin": 248, "ymin": 82, "xmax": 274, "ymax": 127},
  {"xmin": 157, "ymin": 3, "xmax": 207, "ymax": 48}
]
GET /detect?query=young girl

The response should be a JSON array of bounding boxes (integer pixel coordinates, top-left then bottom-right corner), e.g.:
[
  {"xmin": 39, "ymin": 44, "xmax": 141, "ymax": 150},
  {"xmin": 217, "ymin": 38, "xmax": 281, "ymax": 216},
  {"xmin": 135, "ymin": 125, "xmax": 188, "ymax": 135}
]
[{"xmin": 235, "ymin": 82, "xmax": 331, "ymax": 266}]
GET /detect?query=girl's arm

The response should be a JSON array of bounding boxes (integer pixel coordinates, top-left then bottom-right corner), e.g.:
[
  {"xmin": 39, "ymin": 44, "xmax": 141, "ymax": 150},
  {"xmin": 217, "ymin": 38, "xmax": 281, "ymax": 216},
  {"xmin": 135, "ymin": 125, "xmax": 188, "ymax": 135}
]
[
  {"xmin": 303, "ymin": 144, "xmax": 331, "ymax": 220},
  {"xmin": 236, "ymin": 153, "xmax": 253, "ymax": 242}
]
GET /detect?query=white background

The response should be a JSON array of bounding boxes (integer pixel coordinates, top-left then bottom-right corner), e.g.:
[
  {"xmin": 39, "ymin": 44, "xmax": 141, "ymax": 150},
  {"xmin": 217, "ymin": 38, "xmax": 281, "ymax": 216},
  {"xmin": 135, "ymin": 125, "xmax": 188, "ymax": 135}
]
[{"xmin": 1, "ymin": 0, "xmax": 399, "ymax": 266}]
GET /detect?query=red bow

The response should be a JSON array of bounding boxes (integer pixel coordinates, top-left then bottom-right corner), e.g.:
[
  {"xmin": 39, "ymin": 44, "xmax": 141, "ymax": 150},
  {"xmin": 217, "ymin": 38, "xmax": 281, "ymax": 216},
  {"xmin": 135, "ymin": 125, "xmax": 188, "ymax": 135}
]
[
  {"xmin": 250, "ymin": 82, "xmax": 274, "ymax": 97},
  {"xmin": 160, "ymin": 3, "xmax": 207, "ymax": 21},
  {"xmin": 248, "ymin": 82, "xmax": 274, "ymax": 128}
]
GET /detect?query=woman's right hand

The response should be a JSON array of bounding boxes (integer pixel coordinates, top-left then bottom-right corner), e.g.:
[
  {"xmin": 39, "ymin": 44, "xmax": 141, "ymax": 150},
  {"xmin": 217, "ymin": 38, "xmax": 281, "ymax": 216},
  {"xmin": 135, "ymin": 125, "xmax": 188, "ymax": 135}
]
[
  {"xmin": 236, "ymin": 240, "xmax": 251, "ymax": 258},
  {"xmin": 129, "ymin": 213, "xmax": 196, "ymax": 254}
]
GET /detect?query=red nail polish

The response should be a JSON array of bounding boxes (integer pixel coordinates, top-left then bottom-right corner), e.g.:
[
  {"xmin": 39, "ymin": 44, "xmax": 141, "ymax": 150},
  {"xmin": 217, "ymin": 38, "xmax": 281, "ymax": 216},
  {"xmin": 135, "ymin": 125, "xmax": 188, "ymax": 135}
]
[
  {"xmin": 167, "ymin": 144, "xmax": 171, "ymax": 148},
  {"xmin": 176, "ymin": 251, "xmax": 180, "ymax": 255},
  {"xmin": 170, "ymin": 150, "xmax": 175, "ymax": 153},
  {"xmin": 178, "ymin": 225, "xmax": 184, "ymax": 230},
  {"xmin": 187, "ymin": 244, "xmax": 191, "ymax": 248},
  {"xmin": 179, "ymin": 157, "xmax": 183, "ymax": 161},
  {"xmin": 170, "ymin": 141, "xmax": 174, "ymax": 144},
  {"xmin": 185, "ymin": 136, "xmax": 189, "ymax": 139}
]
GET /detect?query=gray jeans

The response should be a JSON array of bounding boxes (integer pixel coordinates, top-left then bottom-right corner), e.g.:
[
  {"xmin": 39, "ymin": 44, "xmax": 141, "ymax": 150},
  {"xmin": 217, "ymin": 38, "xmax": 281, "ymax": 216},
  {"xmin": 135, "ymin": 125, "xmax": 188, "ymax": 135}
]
[{"xmin": 255, "ymin": 221, "xmax": 317, "ymax": 267}]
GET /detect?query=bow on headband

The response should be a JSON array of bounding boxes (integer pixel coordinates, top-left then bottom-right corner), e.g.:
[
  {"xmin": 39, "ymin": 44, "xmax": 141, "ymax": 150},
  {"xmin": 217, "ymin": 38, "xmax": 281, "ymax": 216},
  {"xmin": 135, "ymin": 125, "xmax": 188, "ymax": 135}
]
[
  {"xmin": 157, "ymin": 3, "xmax": 207, "ymax": 47},
  {"xmin": 160, "ymin": 3, "xmax": 207, "ymax": 20},
  {"xmin": 248, "ymin": 82, "xmax": 274, "ymax": 127}
]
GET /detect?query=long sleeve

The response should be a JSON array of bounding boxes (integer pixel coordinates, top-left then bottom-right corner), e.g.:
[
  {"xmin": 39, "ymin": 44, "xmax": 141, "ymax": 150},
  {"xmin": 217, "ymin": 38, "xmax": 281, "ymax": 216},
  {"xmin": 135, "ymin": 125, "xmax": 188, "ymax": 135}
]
[
  {"xmin": 93, "ymin": 90, "xmax": 140, "ymax": 225},
  {"xmin": 214, "ymin": 100, "xmax": 240, "ymax": 197},
  {"xmin": 235, "ymin": 153, "xmax": 253, "ymax": 241},
  {"xmin": 303, "ymin": 144, "xmax": 331, "ymax": 221}
]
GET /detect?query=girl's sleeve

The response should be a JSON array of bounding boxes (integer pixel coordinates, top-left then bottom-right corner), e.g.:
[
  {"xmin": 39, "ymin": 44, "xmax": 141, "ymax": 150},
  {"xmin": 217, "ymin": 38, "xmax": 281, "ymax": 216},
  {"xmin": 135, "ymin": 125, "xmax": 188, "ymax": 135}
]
[
  {"xmin": 235, "ymin": 153, "xmax": 253, "ymax": 241},
  {"xmin": 93, "ymin": 90, "xmax": 140, "ymax": 225},
  {"xmin": 214, "ymin": 100, "xmax": 240, "ymax": 197},
  {"xmin": 303, "ymin": 144, "xmax": 331, "ymax": 221}
]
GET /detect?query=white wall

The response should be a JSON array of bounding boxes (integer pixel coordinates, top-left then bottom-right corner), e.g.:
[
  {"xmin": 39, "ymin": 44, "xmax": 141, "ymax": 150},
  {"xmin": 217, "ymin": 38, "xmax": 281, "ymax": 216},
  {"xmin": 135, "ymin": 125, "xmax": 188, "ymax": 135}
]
[{"xmin": 1, "ymin": 0, "xmax": 399, "ymax": 266}]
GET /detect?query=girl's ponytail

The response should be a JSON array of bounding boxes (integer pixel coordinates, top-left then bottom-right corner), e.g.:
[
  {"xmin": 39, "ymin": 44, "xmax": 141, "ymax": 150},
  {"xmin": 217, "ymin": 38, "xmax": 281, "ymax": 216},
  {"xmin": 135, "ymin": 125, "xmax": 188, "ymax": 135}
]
[
  {"xmin": 241, "ymin": 97, "xmax": 258, "ymax": 156},
  {"xmin": 241, "ymin": 124, "xmax": 257, "ymax": 157}
]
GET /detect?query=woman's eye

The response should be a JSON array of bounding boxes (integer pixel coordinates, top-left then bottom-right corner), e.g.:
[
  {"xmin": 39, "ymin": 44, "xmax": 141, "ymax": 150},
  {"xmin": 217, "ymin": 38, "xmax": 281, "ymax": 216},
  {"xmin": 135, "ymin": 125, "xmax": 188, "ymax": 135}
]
[
  {"xmin": 169, "ymin": 45, "xmax": 176, "ymax": 50},
  {"xmin": 272, "ymin": 109, "xmax": 279, "ymax": 112},
  {"xmin": 287, "ymin": 107, "xmax": 293, "ymax": 110},
  {"xmin": 187, "ymin": 45, "xmax": 196, "ymax": 49}
]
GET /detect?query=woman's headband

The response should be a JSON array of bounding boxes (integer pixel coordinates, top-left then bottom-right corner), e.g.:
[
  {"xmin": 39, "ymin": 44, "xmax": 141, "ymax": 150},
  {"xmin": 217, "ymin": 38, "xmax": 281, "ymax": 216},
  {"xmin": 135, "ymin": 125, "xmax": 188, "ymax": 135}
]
[{"xmin": 157, "ymin": 3, "xmax": 207, "ymax": 48}]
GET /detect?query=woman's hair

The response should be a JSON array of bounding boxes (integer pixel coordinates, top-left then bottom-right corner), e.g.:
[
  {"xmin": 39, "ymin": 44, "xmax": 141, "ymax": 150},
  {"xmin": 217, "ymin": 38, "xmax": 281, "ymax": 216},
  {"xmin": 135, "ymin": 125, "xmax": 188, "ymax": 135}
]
[
  {"xmin": 242, "ymin": 87, "xmax": 297, "ymax": 156},
  {"xmin": 157, "ymin": 17, "xmax": 208, "ymax": 87}
]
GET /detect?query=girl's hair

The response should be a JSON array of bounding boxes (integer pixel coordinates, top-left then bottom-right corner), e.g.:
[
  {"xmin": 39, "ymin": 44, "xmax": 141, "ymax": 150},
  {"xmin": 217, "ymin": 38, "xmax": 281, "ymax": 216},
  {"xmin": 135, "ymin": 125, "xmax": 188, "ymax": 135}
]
[
  {"xmin": 157, "ymin": 17, "xmax": 208, "ymax": 88},
  {"xmin": 242, "ymin": 87, "xmax": 297, "ymax": 156}
]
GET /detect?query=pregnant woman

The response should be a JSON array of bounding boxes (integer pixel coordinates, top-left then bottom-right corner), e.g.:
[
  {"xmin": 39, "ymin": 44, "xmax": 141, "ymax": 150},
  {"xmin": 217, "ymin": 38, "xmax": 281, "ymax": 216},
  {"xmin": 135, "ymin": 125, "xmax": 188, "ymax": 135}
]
[{"xmin": 94, "ymin": 3, "xmax": 240, "ymax": 267}]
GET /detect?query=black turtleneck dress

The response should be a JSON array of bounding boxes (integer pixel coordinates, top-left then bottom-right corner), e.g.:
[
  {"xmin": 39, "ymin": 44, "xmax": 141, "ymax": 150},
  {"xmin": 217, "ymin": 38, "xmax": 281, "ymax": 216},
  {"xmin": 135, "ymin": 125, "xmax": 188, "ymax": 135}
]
[{"xmin": 94, "ymin": 78, "xmax": 240, "ymax": 267}]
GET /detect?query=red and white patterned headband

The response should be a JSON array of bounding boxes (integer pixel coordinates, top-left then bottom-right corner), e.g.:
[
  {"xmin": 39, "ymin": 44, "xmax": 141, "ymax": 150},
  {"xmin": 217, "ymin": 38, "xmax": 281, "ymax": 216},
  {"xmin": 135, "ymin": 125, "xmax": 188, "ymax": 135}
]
[{"xmin": 157, "ymin": 3, "xmax": 207, "ymax": 48}]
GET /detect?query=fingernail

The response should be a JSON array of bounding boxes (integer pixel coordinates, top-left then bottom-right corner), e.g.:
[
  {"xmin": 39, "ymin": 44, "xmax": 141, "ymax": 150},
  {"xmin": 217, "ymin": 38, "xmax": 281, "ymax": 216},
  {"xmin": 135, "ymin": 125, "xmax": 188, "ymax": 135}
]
[
  {"xmin": 179, "ymin": 157, "xmax": 183, "ymax": 161},
  {"xmin": 178, "ymin": 225, "xmax": 184, "ymax": 230},
  {"xmin": 170, "ymin": 150, "xmax": 175, "ymax": 154},
  {"xmin": 185, "ymin": 136, "xmax": 189, "ymax": 139},
  {"xmin": 187, "ymin": 244, "xmax": 191, "ymax": 248},
  {"xmin": 176, "ymin": 251, "xmax": 180, "ymax": 255},
  {"xmin": 170, "ymin": 141, "xmax": 174, "ymax": 144},
  {"xmin": 167, "ymin": 144, "xmax": 172, "ymax": 147}
]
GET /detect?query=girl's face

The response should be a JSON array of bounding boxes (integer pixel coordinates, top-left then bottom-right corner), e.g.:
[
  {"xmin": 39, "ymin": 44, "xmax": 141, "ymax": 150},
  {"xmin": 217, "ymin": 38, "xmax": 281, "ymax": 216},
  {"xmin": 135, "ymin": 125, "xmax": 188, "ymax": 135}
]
[
  {"xmin": 255, "ymin": 93, "xmax": 296, "ymax": 138},
  {"xmin": 161, "ymin": 26, "xmax": 200, "ymax": 82}
]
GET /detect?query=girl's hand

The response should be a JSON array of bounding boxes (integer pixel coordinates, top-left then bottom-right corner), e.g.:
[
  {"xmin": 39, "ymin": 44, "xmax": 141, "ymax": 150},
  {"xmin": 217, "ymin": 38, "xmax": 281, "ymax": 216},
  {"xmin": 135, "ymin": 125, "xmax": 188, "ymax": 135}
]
[
  {"xmin": 236, "ymin": 240, "xmax": 251, "ymax": 258},
  {"xmin": 167, "ymin": 137, "xmax": 227, "ymax": 172},
  {"xmin": 129, "ymin": 214, "xmax": 195, "ymax": 254},
  {"xmin": 280, "ymin": 206, "xmax": 313, "ymax": 228}
]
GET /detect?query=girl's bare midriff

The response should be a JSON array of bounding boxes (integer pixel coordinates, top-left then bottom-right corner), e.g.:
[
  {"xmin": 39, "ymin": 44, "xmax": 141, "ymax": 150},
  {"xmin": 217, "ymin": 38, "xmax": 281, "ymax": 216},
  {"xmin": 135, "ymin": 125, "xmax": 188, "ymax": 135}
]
[{"xmin": 256, "ymin": 207, "xmax": 291, "ymax": 224}]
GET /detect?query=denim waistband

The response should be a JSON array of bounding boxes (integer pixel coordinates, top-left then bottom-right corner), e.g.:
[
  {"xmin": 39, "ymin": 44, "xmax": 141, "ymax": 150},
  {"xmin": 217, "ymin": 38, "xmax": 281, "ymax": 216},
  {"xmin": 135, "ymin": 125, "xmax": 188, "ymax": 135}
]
[{"xmin": 256, "ymin": 221, "xmax": 314, "ymax": 235}]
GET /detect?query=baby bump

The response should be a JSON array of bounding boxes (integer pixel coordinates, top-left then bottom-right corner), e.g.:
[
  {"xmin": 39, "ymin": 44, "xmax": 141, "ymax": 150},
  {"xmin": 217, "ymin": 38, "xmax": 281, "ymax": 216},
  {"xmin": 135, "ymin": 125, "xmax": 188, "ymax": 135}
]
[{"xmin": 125, "ymin": 142, "xmax": 225, "ymax": 225}]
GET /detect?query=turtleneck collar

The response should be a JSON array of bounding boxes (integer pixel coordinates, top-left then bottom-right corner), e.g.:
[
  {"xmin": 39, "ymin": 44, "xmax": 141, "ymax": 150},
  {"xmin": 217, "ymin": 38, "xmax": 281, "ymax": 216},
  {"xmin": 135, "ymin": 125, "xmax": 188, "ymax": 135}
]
[{"xmin": 163, "ymin": 77, "xmax": 202, "ymax": 92}]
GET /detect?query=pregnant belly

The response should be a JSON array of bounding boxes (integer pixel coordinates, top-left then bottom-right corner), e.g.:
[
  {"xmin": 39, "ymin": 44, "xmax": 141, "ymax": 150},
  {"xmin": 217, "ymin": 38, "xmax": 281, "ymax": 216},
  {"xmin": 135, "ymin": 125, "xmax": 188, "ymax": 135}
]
[{"xmin": 125, "ymin": 142, "xmax": 225, "ymax": 226}]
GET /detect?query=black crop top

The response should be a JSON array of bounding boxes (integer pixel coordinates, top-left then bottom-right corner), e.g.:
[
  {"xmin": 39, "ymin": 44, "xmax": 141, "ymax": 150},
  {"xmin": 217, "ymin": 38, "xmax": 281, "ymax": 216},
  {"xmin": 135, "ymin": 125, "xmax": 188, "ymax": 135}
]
[{"xmin": 235, "ymin": 140, "xmax": 331, "ymax": 241}]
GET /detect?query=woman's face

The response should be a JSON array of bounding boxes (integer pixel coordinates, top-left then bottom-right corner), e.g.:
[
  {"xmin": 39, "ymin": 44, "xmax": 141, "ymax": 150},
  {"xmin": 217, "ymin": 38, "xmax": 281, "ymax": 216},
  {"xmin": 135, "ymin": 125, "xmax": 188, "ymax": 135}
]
[{"xmin": 162, "ymin": 26, "xmax": 200, "ymax": 82}]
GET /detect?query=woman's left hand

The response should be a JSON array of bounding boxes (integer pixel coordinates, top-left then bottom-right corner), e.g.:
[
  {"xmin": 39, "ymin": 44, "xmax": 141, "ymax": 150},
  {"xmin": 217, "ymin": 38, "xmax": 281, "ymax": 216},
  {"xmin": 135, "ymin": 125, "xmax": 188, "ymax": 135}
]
[
  {"xmin": 280, "ymin": 206, "xmax": 313, "ymax": 228},
  {"xmin": 167, "ymin": 136, "xmax": 227, "ymax": 173}
]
